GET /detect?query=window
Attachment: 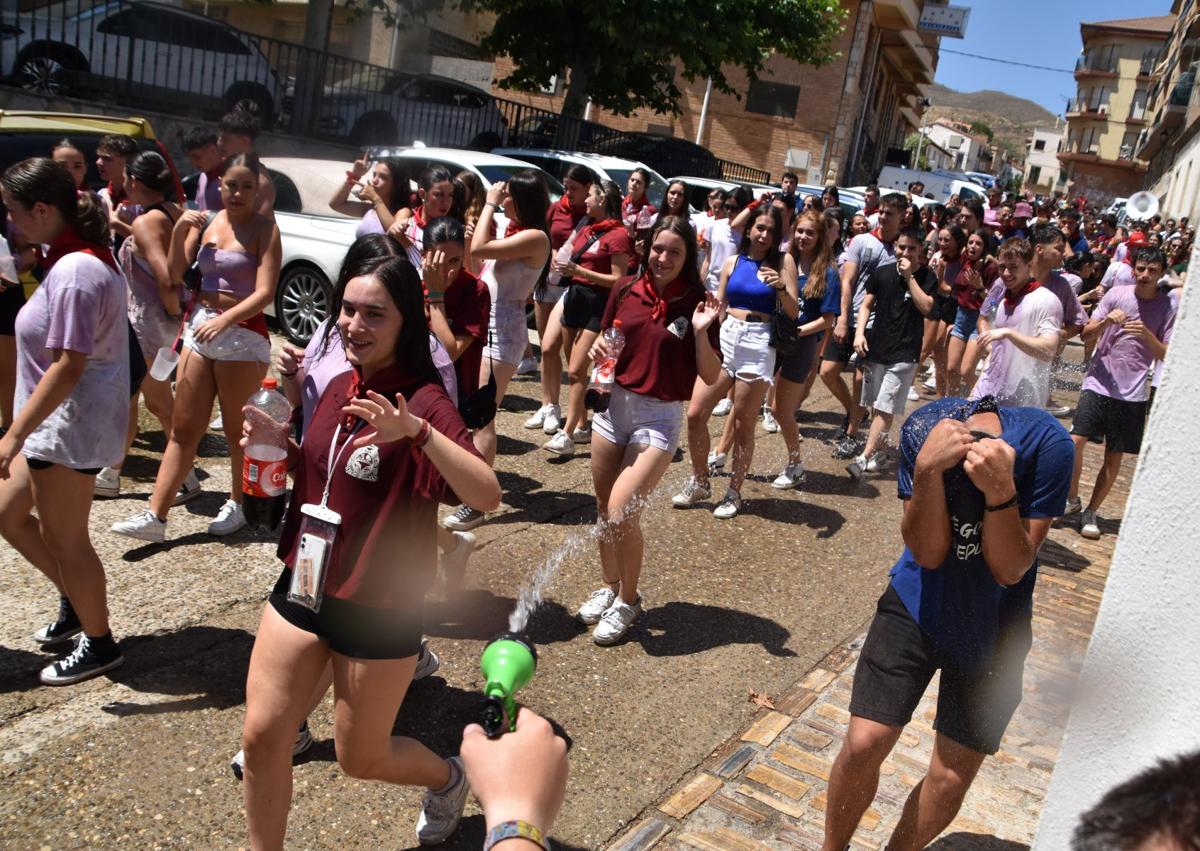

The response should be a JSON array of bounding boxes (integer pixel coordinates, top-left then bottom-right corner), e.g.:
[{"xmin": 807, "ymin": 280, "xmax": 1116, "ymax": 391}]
[
  {"xmin": 746, "ymin": 80, "xmax": 800, "ymax": 118},
  {"xmin": 1034, "ymin": 139, "xmax": 1046, "ymax": 151},
  {"xmin": 268, "ymin": 171, "xmax": 303, "ymax": 215},
  {"xmin": 1029, "ymin": 165, "xmax": 1042, "ymax": 184}
]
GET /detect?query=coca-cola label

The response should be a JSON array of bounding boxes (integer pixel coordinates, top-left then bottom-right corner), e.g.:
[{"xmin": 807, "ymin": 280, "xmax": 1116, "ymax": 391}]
[
  {"xmin": 594, "ymin": 358, "xmax": 616, "ymax": 385},
  {"xmin": 243, "ymin": 455, "xmax": 287, "ymax": 498}
]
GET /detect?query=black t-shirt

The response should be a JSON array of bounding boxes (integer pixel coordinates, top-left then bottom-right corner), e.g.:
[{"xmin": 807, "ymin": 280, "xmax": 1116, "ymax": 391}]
[{"xmin": 865, "ymin": 265, "xmax": 936, "ymax": 364}]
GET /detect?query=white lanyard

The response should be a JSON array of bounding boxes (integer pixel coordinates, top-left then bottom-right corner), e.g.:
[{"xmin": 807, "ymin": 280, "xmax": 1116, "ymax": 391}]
[{"xmin": 320, "ymin": 419, "xmax": 364, "ymax": 508}]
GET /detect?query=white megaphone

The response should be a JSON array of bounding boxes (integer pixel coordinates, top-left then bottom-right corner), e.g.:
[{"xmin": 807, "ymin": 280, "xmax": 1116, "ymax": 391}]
[{"xmin": 1126, "ymin": 191, "xmax": 1159, "ymax": 222}]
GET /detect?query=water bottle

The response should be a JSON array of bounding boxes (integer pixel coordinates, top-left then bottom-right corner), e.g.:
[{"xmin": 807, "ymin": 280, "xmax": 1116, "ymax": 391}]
[
  {"xmin": 242, "ymin": 378, "xmax": 292, "ymax": 531},
  {"xmin": 585, "ymin": 320, "xmax": 625, "ymax": 413},
  {"xmin": 980, "ymin": 286, "xmax": 1004, "ymax": 324}
]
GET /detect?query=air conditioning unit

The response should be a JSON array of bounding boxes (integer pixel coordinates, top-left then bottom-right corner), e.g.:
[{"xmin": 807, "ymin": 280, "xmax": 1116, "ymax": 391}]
[{"xmin": 785, "ymin": 148, "xmax": 811, "ymax": 170}]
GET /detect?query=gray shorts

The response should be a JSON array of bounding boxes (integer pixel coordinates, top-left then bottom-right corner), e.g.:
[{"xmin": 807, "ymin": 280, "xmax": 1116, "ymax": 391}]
[
  {"xmin": 861, "ymin": 360, "xmax": 918, "ymax": 419},
  {"xmin": 592, "ymin": 384, "xmax": 684, "ymax": 454}
]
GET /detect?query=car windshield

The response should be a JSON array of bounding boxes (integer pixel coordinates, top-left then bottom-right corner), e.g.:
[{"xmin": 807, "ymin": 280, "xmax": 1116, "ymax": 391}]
[
  {"xmin": 604, "ymin": 168, "xmax": 667, "ymax": 208},
  {"xmin": 477, "ymin": 165, "xmax": 565, "ymax": 201}
]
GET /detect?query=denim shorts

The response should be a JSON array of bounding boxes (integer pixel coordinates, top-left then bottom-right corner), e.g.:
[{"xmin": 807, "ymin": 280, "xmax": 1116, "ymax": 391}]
[
  {"xmin": 592, "ymin": 384, "xmax": 685, "ymax": 454},
  {"xmin": 951, "ymin": 306, "xmax": 980, "ymax": 342},
  {"xmin": 720, "ymin": 316, "xmax": 776, "ymax": 384}
]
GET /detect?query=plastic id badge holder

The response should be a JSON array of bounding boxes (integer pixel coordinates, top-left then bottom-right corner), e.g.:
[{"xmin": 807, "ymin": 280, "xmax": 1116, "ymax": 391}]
[{"xmin": 288, "ymin": 504, "xmax": 342, "ymax": 612}]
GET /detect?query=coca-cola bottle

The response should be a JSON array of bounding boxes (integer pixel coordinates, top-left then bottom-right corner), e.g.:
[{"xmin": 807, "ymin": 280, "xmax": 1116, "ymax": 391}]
[
  {"xmin": 585, "ymin": 320, "xmax": 626, "ymax": 413},
  {"xmin": 242, "ymin": 378, "xmax": 291, "ymax": 531}
]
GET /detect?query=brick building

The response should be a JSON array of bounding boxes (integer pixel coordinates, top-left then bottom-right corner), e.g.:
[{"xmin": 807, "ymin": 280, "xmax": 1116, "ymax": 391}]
[
  {"xmin": 489, "ymin": 0, "xmax": 941, "ymax": 185},
  {"xmin": 1059, "ymin": 14, "xmax": 1173, "ymax": 205}
]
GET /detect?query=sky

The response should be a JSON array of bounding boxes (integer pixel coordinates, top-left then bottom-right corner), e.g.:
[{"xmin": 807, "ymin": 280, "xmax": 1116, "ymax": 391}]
[{"xmin": 932, "ymin": 0, "xmax": 1174, "ymax": 116}]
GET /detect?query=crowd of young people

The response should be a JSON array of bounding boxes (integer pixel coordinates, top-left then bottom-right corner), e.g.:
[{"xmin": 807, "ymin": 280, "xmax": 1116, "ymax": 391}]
[{"xmin": 0, "ymin": 115, "xmax": 1186, "ymax": 847}]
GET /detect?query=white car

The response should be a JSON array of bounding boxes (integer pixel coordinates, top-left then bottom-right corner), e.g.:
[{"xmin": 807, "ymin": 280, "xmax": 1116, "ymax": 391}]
[
  {"xmin": 2, "ymin": 0, "xmax": 280, "ymax": 123},
  {"xmin": 260, "ymin": 157, "xmax": 359, "ymax": 345},
  {"xmin": 316, "ymin": 70, "xmax": 507, "ymax": 150},
  {"xmin": 493, "ymin": 148, "xmax": 671, "ymax": 209},
  {"xmin": 669, "ymin": 176, "xmax": 775, "ymax": 213}
]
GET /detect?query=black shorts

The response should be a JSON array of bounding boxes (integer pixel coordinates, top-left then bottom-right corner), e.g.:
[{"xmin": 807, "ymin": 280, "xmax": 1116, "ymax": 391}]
[
  {"xmin": 821, "ymin": 323, "xmax": 857, "ymax": 364},
  {"xmin": 25, "ymin": 456, "xmax": 102, "ymax": 476},
  {"xmin": 849, "ymin": 586, "xmax": 1031, "ymax": 755},
  {"xmin": 778, "ymin": 332, "xmax": 823, "ymax": 383},
  {"xmin": 1070, "ymin": 388, "xmax": 1147, "ymax": 454},
  {"xmin": 127, "ymin": 320, "xmax": 147, "ymax": 397},
  {"xmin": 0, "ymin": 284, "xmax": 26, "ymax": 336},
  {"xmin": 936, "ymin": 294, "xmax": 958, "ymax": 324},
  {"xmin": 269, "ymin": 568, "xmax": 424, "ymax": 660},
  {"xmin": 561, "ymin": 283, "xmax": 609, "ymax": 332}
]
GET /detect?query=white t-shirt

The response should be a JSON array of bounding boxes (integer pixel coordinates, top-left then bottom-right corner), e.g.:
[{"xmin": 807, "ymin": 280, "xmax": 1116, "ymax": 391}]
[
  {"xmin": 704, "ymin": 219, "xmax": 741, "ymax": 293},
  {"xmin": 971, "ymin": 285, "xmax": 1062, "ymax": 408}
]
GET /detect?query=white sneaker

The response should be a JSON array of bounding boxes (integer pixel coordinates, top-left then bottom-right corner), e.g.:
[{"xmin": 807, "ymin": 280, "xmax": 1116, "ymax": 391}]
[
  {"xmin": 713, "ymin": 398, "xmax": 733, "ymax": 416},
  {"xmin": 577, "ymin": 587, "xmax": 617, "ymax": 625},
  {"xmin": 772, "ymin": 462, "xmax": 805, "ymax": 490},
  {"xmin": 846, "ymin": 455, "xmax": 867, "ymax": 481},
  {"xmin": 543, "ymin": 430, "xmax": 575, "ymax": 456},
  {"xmin": 414, "ymin": 640, "xmax": 440, "ymax": 680},
  {"xmin": 865, "ymin": 451, "xmax": 887, "ymax": 473},
  {"xmin": 208, "ymin": 499, "xmax": 247, "ymax": 536},
  {"xmin": 1064, "ymin": 496, "xmax": 1082, "ymax": 515},
  {"xmin": 593, "ymin": 596, "xmax": 642, "ymax": 645},
  {"xmin": 516, "ymin": 355, "xmax": 539, "ymax": 376},
  {"xmin": 671, "ymin": 477, "xmax": 711, "ymax": 508},
  {"xmin": 523, "ymin": 403, "xmax": 554, "ymax": 430},
  {"xmin": 571, "ymin": 423, "xmax": 592, "ymax": 444},
  {"xmin": 543, "ymin": 405, "xmax": 562, "ymax": 435},
  {"xmin": 762, "ymin": 408, "xmax": 780, "ymax": 433},
  {"xmin": 416, "ymin": 756, "xmax": 469, "ymax": 844},
  {"xmin": 713, "ymin": 488, "xmax": 742, "ymax": 519},
  {"xmin": 907, "ymin": 386, "xmax": 920, "ymax": 402},
  {"xmin": 923, "ymin": 373, "xmax": 937, "ymax": 391},
  {"xmin": 111, "ymin": 509, "xmax": 166, "ymax": 543},
  {"xmin": 230, "ymin": 721, "xmax": 313, "ymax": 780},
  {"xmin": 93, "ymin": 466, "xmax": 120, "ymax": 498},
  {"xmin": 707, "ymin": 450, "xmax": 727, "ymax": 470},
  {"xmin": 1080, "ymin": 510, "xmax": 1102, "ymax": 540},
  {"xmin": 172, "ymin": 469, "xmax": 202, "ymax": 506},
  {"xmin": 209, "ymin": 412, "xmax": 224, "ymax": 431},
  {"xmin": 440, "ymin": 531, "xmax": 475, "ymax": 592}
]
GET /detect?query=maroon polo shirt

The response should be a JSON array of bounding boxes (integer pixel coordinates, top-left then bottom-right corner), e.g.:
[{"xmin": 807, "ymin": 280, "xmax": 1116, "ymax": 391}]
[
  {"xmin": 277, "ymin": 365, "xmax": 480, "ymax": 607},
  {"xmin": 547, "ymin": 198, "xmax": 587, "ymax": 251},
  {"xmin": 443, "ymin": 268, "xmax": 490, "ymax": 398},
  {"xmin": 601, "ymin": 274, "xmax": 719, "ymax": 402},
  {"xmin": 570, "ymin": 223, "xmax": 634, "ymax": 288}
]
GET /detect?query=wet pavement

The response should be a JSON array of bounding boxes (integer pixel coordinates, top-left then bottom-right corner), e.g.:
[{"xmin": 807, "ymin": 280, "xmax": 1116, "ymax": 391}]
[{"xmin": 0, "ymin": 338, "xmax": 1101, "ymax": 850}]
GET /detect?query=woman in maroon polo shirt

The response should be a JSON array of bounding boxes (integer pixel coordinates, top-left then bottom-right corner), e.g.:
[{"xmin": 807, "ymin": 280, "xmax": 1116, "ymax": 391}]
[
  {"xmin": 621, "ymin": 167, "xmax": 657, "ymax": 254},
  {"xmin": 543, "ymin": 179, "xmax": 632, "ymax": 457},
  {"xmin": 527, "ymin": 164, "xmax": 596, "ymax": 436},
  {"xmin": 239, "ymin": 256, "xmax": 500, "ymax": 848},
  {"xmin": 575, "ymin": 216, "xmax": 721, "ymax": 645},
  {"xmin": 654, "ymin": 179, "xmax": 690, "ymax": 229}
]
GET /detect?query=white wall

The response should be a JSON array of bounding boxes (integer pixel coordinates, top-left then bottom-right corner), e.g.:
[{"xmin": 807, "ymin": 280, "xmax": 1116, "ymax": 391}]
[{"xmin": 1033, "ymin": 255, "xmax": 1200, "ymax": 847}]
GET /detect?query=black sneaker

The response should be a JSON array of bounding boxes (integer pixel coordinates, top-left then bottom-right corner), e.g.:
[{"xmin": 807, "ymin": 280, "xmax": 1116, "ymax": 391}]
[
  {"xmin": 32, "ymin": 596, "xmax": 82, "ymax": 648},
  {"xmin": 832, "ymin": 435, "xmax": 865, "ymax": 460},
  {"xmin": 830, "ymin": 416, "xmax": 850, "ymax": 445},
  {"xmin": 39, "ymin": 633, "xmax": 123, "ymax": 686}
]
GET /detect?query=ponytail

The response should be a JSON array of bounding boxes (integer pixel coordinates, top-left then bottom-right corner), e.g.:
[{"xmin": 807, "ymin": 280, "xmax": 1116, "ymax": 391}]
[{"xmin": 1, "ymin": 157, "xmax": 110, "ymax": 244}]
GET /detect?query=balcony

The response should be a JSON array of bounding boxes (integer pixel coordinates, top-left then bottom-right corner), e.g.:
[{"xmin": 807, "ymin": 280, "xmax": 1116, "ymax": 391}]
[
  {"xmin": 1075, "ymin": 55, "xmax": 1119, "ymax": 80},
  {"xmin": 1126, "ymin": 103, "xmax": 1149, "ymax": 125},
  {"xmin": 1161, "ymin": 70, "xmax": 1195, "ymax": 132},
  {"xmin": 1065, "ymin": 99, "xmax": 1111, "ymax": 121},
  {"xmin": 873, "ymin": 0, "xmax": 920, "ymax": 31}
]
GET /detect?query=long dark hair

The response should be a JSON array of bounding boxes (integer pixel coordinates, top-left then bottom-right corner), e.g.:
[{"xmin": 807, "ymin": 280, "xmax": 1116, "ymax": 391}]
[
  {"xmin": 375, "ymin": 157, "xmax": 411, "ymax": 214},
  {"xmin": 636, "ymin": 215, "xmax": 701, "ymax": 294},
  {"xmin": 419, "ymin": 164, "xmax": 465, "ymax": 220},
  {"xmin": 940, "ymin": 224, "xmax": 968, "ymax": 260},
  {"xmin": 1, "ymin": 157, "xmax": 108, "ymax": 244},
  {"xmin": 318, "ymin": 233, "xmax": 403, "ymax": 358},
  {"xmin": 737, "ymin": 204, "xmax": 785, "ymax": 271},
  {"xmin": 596, "ymin": 179, "xmax": 622, "ymax": 221},
  {"xmin": 127, "ymin": 150, "xmax": 175, "ymax": 198},
  {"xmin": 506, "ymin": 169, "xmax": 550, "ymax": 233}
]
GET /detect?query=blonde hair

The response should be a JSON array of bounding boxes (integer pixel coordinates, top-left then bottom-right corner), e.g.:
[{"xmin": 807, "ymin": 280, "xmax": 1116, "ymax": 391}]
[{"xmin": 788, "ymin": 209, "xmax": 835, "ymax": 300}]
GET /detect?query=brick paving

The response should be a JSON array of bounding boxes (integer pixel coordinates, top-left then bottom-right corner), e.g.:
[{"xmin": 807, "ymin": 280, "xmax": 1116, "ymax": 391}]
[{"xmin": 607, "ymin": 445, "xmax": 1128, "ymax": 851}]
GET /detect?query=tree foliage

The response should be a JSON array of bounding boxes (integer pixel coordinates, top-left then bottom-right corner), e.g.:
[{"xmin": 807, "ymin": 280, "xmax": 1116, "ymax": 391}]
[
  {"xmin": 458, "ymin": 0, "xmax": 848, "ymax": 116},
  {"xmin": 969, "ymin": 120, "xmax": 994, "ymax": 142}
]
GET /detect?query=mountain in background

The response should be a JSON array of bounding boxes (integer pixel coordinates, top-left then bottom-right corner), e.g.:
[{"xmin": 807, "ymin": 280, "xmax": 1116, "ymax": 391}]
[{"xmin": 924, "ymin": 82, "xmax": 1060, "ymax": 162}]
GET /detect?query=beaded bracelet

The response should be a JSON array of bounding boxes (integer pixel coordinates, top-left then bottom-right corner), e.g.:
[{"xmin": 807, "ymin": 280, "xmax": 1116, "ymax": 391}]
[{"xmin": 483, "ymin": 820, "xmax": 547, "ymax": 851}]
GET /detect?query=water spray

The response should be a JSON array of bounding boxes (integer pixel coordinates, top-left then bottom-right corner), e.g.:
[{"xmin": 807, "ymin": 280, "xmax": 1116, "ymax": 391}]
[{"xmin": 479, "ymin": 632, "xmax": 538, "ymax": 737}]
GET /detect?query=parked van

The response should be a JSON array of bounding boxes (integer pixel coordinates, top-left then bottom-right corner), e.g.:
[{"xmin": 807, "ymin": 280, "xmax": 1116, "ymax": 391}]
[{"xmin": 874, "ymin": 166, "xmax": 987, "ymax": 204}]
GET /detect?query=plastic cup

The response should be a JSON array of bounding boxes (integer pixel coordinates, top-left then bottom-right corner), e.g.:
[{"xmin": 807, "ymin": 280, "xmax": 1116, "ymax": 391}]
[{"xmin": 149, "ymin": 346, "xmax": 179, "ymax": 381}]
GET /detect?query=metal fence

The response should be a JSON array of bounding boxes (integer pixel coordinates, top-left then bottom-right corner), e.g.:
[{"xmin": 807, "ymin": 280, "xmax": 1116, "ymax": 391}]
[{"xmin": 0, "ymin": 0, "xmax": 770, "ymax": 182}]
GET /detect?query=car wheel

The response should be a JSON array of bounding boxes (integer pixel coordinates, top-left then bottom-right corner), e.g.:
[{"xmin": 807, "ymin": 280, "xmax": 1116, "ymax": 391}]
[
  {"xmin": 14, "ymin": 47, "xmax": 84, "ymax": 96},
  {"xmin": 350, "ymin": 113, "xmax": 397, "ymax": 147},
  {"xmin": 469, "ymin": 131, "xmax": 502, "ymax": 152},
  {"xmin": 224, "ymin": 83, "xmax": 275, "ymax": 129},
  {"xmin": 276, "ymin": 264, "xmax": 331, "ymax": 345}
]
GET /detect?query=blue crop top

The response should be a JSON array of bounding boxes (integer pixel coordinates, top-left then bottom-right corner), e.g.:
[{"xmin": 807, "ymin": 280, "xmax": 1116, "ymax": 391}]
[{"xmin": 725, "ymin": 255, "xmax": 778, "ymax": 314}]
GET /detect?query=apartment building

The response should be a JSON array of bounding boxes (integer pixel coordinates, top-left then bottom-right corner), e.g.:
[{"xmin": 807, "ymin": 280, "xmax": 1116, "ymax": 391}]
[
  {"xmin": 1059, "ymin": 15, "xmax": 1173, "ymax": 204},
  {"xmin": 489, "ymin": 0, "xmax": 943, "ymax": 185},
  {"xmin": 920, "ymin": 120, "xmax": 993, "ymax": 173},
  {"xmin": 1024, "ymin": 126, "xmax": 1066, "ymax": 194},
  {"xmin": 1138, "ymin": 0, "xmax": 1200, "ymax": 219}
]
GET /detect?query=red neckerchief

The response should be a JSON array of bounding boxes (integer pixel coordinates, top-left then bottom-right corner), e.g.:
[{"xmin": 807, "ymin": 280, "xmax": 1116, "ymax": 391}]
[
  {"xmin": 504, "ymin": 221, "xmax": 527, "ymax": 239},
  {"xmin": 634, "ymin": 271, "xmax": 687, "ymax": 323},
  {"xmin": 1003, "ymin": 278, "xmax": 1041, "ymax": 309},
  {"xmin": 106, "ymin": 181, "xmax": 126, "ymax": 205},
  {"xmin": 870, "ymin": 227, "xmax": 896, "ymax": 247},
  {"xmin": 412, "ymin": 205, "xmax": 427, "ymax": 229},
  {"xmin": 42, "ymin": 225, "xmax": 117, "ymax": 274},
  {"xmin": 552, "ymin": 195, "xmax": 583, "ymax": 219},
  {"xmin": 622, "ymin": 195, "xmax": 654, "ymax": 223},
  {"xmin": 576, "ymin": 217, "xmax": 623, "ymax": 244}
]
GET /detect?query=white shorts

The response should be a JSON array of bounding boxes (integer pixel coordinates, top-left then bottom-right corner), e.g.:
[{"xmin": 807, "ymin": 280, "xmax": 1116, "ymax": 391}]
[
  {"xmin": 592, "ymin": 384, "xmax": 685, "ymax": 454},
  {"xmin": 182, "ymin": 306, "xmax": 271, "ymax": 363},
  {"xmin": 483, "ymin": 299, "xmax": 529, "ymax": 366},
  {"xmin": 719, "ymin": 316, "xmax": 775, "ymax": 384},
  {"xmin": 861, "ymin": 360, "xmax": 918, "ymax": 418}
]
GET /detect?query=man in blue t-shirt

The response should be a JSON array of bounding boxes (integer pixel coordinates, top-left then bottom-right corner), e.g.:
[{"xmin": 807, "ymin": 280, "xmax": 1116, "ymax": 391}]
[{"xmin": 821, "ymin": 396, "xmax": 1073, "ymax": 851}]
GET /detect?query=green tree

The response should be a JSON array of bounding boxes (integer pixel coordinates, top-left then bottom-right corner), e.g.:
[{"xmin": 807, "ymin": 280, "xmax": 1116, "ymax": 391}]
[
  {"xmin": 458, "ymin": 0, "xmax": 848, "ymax": 117},
  {"xmin": 903, "ymin": 132, "xmax": 930, "ymax": 170},
  {"xmin": 969, "ymin": 120, "xmax": 994, "ymax": 142}
]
